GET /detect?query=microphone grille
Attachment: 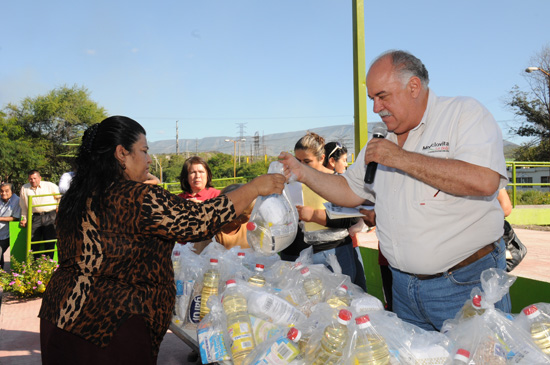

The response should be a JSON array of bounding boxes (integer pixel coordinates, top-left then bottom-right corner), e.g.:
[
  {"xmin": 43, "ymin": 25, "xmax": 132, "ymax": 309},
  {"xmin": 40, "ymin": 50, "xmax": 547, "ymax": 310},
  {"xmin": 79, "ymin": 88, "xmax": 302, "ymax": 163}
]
[{"xmin": 372, "ymin": 125, "xmax": 388, "ymax": 138}]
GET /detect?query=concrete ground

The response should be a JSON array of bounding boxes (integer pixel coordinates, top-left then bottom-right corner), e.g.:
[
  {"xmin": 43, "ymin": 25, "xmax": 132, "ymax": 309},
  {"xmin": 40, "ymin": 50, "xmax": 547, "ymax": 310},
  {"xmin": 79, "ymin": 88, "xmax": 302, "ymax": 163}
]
[{"xmin": 1, "ymin": 228, "xmax": 549, "ymax": 364}]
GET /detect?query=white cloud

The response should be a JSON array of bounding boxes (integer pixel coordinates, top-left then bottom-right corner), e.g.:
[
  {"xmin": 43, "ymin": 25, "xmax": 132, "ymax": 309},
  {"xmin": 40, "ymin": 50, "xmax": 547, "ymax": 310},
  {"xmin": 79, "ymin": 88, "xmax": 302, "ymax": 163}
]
[{"xmin": 85, "ymin": 49, "xmax": 96, "ymax": 55}]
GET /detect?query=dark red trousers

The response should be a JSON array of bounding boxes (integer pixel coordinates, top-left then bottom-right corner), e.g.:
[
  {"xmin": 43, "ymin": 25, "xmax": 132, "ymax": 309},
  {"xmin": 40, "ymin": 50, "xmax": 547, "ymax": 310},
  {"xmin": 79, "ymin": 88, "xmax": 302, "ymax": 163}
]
[{"xmin": 40, "ymin": 316, "xmax": 157, "ymax": 364}]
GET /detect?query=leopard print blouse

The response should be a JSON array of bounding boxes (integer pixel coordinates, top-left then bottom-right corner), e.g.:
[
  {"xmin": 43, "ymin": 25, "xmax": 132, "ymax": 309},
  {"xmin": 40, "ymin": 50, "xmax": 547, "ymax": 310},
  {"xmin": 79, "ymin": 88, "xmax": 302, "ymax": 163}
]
[{"xmin": 38, "ymin": 180, "xmax": 236, "ymax": 356}]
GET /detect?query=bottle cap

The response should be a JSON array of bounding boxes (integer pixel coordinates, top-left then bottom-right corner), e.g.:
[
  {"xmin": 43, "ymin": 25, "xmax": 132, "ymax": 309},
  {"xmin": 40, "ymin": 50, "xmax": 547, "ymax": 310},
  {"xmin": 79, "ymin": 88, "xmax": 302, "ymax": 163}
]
[
  {"xmin": 173, "ymin": 251, "xmax": 180, "ymax": 257},
  {"xmin": 246, "ymin": 222, "xmax": 257, "ymax": 231},
  {"xmin": 338, "ymin": 284, "xmax": 348, "ymax": 292},
  {"xmin": 210, "ymin": 258, "xmax": 219, "ymax": 265},
  {"xmin": 454, "ymin": 348, "xmax": 470, "ymax": 362},
  {"xmin": 337, "ymin": 309, "xmax": 352, "ymax": 324},
  {"xmin": 237, "ymin": 252, "xmax": 245, "ymax": 258},
  {"xmin": 300, "ymin": 267, "xmax": 310, "ymax": 276},
  {"xmin": 287, "ymin": 327, "xmax": 302, "ymax": 342},
  {"xmin": 355, "ymin": 314, "xmax": 371, "ymax": 325},
  {"xmin": 523, "ymin": 304, "xmax": 540, "ymax": 318},
  {"xmin": 226, "ymin": 279, "xmax": 236, "ymax": 287},
  {"xmin": 472, "ymin": 295, "xmax": 482, "ymax": 308},
  {"xmin": 255, "ymin": 264, "xmax": 265, "ymax": 271},
  {"xmin": 294, "ymin": 262, "xmax": 304, "ymax": 270}
]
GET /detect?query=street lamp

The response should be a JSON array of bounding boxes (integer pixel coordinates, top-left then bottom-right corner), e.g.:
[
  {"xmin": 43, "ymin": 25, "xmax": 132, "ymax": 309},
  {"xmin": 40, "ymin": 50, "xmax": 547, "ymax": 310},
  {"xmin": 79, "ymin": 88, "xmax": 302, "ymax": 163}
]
[
  {"xmin": 525, "ymin": 66, "xmax": 550, "ymax": 77},
  {"xmin": 525, "ymin": 66, "xmax": 550, "ymax": 102},
  {"xmin": 152, "ymin": 155, "xmax": 163, "ymax": 183},
  {"xmin": 225, "ymin": 139, "xmax": 246, "ymax": 178}
]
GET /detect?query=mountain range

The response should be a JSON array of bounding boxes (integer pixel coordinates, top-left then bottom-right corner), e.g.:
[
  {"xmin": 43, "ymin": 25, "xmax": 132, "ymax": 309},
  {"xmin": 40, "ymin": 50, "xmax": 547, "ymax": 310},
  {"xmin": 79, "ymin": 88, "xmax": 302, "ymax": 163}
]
[{"xmin": 149, "ymin": 123, "xmax": 519, "ymax": 158}]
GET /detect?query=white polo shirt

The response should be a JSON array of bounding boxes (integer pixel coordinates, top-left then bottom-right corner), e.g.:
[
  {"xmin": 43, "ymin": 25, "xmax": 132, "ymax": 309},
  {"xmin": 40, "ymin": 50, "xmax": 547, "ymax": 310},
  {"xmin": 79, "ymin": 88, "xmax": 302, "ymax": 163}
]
[{"xmin": 344, "ymin": 90, "xmax": 508, "ymax": 274}]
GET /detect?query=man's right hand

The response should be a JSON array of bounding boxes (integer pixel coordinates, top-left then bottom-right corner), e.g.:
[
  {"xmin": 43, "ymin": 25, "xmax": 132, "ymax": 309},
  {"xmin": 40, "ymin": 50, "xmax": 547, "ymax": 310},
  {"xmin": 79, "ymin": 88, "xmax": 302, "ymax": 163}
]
[{"xmin": 278, "ymin": 152, "xmax": 307, "ymax": 183}]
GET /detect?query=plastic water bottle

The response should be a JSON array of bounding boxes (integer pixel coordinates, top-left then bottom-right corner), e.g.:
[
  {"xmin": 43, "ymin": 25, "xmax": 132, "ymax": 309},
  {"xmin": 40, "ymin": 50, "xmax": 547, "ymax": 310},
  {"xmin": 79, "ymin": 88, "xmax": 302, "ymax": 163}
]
[
  {"xmin": 460, "ymin": 294, "xmax": 485, "ymax": 319},
  {"xmin": 200, "ymin": 258, "xmax": 220, "ymax": 320},
  {"xmin": 248, "ymin": 264, "xmax": 266, "ymax": 287},
  {"xmin": 353, "ymin": 314, "xmax": 390, "ymax": 364},
  {"xmin": 223, "ymin": 279, "xmax": 256, "ymax": 365},
  {"xmin": 251, "ymin": 333, "xmax": 300, "ymax": 364},
  {"xmin": 523, "ymin": 305, "xmax": 550, "ymax": 355},
  {"xmin": 451, "ymin": 348, "xmax": 470, "ymax": 364},
  {"xmin": 248, "ymin": 291, "xmax": 306, "ymax": 327},
  {"xmin": 300, "ymin": 267, "xmax": 324, "ymax": 305},
  {"xmin": 312, "ymin": 308, "xmax": 352, "ymax": 364},
  {"xmin": 326, "ymin": 284, "xmax": 351, "ymax": 309}
]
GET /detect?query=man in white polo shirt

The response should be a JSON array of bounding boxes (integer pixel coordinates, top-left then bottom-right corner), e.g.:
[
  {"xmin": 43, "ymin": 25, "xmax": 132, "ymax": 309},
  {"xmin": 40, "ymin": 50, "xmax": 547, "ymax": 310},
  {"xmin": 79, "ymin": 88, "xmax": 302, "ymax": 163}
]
[{"xmin": 279, "ymin": 50, "xmax": 509, "ymax": 331}]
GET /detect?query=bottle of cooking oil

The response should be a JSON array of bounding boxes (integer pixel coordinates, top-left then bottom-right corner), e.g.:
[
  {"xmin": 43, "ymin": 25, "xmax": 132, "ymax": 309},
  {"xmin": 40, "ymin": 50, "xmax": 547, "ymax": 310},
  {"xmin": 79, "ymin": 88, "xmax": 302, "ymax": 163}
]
[
  {"xmin": 172, "ymin": 249, "xmax": 181, "ymax": 277},
  {"xmin": 300, "ymin": 267, "xmax": 324, "ymax": 305},
  {"xmin": 248, "ymin": 263, "xmax": 266, "ymax": 287},
  {"xmin": 312, "ymin": 308, "xmax": 352, "ymax": 365},
  {"xmin": 326, "ymin": 284, "xmax": 351, "ymax": 309},
  {"xmin": 287, "ymin": 327, "xmax": 309, "ymax": 354},
  {"xmin": 353, "ymin": 314, "xmax": 390, "ymax": 364},
  {"xmin": 451, "ymin": 348, "xmax": 471, "ymax": 364},
  {"xmin": 523, "ymin": 304, "xmax": 550, "ymax": 355},
  {"xmin": 199, "ymin": 258, "xmax": 220, "ymax": 320},
  {"xmin": 460, "ymin": 294, "xmax": 485, "ymax": 319},
  {"xmin": 222, "ymin": 279, "xmax": 256, "ymax": 365}
]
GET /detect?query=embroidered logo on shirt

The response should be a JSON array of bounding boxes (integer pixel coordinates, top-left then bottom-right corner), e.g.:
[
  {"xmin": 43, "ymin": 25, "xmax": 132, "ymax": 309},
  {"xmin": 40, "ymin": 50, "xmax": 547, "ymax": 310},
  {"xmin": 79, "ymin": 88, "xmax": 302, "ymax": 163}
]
[{"xmin": 422, "ymin": 141, "xmax": 450, "ymax": 153}]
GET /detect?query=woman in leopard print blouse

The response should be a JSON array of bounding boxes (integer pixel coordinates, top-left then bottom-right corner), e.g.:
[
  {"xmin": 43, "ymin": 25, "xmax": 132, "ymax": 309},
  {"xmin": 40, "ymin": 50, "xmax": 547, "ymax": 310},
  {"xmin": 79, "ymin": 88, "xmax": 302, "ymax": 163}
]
[{"xmin": 39, "ymin": 116, "xmax": 285, "ymax": 364}]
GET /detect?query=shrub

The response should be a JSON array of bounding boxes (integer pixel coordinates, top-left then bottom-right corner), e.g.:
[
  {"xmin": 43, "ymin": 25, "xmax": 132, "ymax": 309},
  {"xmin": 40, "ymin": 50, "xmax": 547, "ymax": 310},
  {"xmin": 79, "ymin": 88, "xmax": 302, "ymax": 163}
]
[
  {"xmin": 512, "ymin": 190, "xmax": 550, "ymax": 205},
  {"xmin": 0, "ymin": 254, "xmax": 58, "ymax": 298}
]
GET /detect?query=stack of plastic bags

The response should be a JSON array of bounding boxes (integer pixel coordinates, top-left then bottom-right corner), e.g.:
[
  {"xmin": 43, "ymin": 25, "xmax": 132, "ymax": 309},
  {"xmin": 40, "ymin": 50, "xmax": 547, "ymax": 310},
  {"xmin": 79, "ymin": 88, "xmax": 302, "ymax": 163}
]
[
  {"xmin": 441, "ymin": 268, "xmax": 550, "ymax": 364},
  {"xmin": 172, "ymin": 241, "xmax": 466, "ymax": 364}
]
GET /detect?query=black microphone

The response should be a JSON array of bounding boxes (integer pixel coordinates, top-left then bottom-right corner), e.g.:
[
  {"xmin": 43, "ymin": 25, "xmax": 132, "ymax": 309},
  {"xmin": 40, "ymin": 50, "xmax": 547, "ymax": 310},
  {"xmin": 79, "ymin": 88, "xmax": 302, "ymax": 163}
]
[{"xmin": 364, "ymin": 125, "xmax": 388, "ymax": 184}]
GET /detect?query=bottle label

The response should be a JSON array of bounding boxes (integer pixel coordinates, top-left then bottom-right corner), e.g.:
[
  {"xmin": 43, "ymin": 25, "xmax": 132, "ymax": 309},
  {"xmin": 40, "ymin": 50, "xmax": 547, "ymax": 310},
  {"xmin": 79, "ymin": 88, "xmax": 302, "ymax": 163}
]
[
  {"xmin": 198, "ymin": 327, "xmax": 231, "ymax": 362},
  {"xmin": 188, "ymin": 295, "xmax": 201, "ymax": 324},
  {"xmin": 252, "ymin": 337, "xmax": 299, "ymax": 365},
  {"xmin": 176, "ymin": 280, "xmax": 183, "ymax": 296},
  {"xmin": 227, "ymin": 322, "xmax": 254, "ymax": 352}
]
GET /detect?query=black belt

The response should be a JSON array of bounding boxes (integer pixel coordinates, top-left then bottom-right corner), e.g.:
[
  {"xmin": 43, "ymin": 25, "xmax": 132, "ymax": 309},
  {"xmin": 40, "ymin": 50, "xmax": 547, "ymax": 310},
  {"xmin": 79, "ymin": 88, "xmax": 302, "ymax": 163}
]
[
  {"xmin": 33, "ymin": 210, "xmax": 56, "ymax": 216},
  {"xmin": 403, "ymin": 242, "xmax": 496, "ymax": 280}
]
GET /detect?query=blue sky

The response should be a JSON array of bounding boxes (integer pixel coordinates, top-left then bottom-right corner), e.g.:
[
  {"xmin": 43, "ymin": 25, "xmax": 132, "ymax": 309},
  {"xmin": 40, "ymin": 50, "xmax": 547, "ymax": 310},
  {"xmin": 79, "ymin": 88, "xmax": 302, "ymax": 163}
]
[{"xmin": 1, "ymin": 0, "xmax": 548, "ymax": 144}]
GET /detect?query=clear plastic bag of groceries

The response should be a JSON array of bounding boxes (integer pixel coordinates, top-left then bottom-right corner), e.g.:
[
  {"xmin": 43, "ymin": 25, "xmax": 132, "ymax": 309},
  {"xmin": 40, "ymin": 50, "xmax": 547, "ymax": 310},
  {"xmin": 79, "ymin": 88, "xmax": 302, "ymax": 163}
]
[
  {"xmin": 243, "ymin": 327, "xmax": 304, "ymax": 365},
  {"xmin": 441, "ymin": 267, "xmax": 516, "ymax": 333},
  {"xmin": 246, "ymin": 161, "xmax": 299, "ymax": 255},
  {"xmin": 442, "ymin": 269, "xmax": 550, "ymax": 364},
  {"xmin": 513, "ymin": 302, "xmax": 550, "ymax": 359},
  {"xmin": 197, "ymin": 295, "xmax": 232, "ymax": 364}
]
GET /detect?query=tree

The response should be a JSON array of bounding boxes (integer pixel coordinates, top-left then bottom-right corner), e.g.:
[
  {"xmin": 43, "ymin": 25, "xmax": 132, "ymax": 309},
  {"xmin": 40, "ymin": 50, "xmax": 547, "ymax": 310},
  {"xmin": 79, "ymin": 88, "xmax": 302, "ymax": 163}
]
[
  {"xmin": 1, "ymin": 85, "xmax": 107, "ymax": 188},
  {"xmin": 506, "ymin": 45, "xmax": 550, "ymax": 161}
]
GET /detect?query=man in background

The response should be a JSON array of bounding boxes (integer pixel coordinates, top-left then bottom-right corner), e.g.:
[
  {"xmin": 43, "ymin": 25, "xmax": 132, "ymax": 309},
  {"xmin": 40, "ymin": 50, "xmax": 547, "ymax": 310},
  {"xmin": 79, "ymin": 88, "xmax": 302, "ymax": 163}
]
[
  {"xmin": 19, "ymin": 170, "xmax": 60, "ymax": 259},
  {"xmin": 0, "ymin": 183, "xmax": 21, "ymax": 269}
]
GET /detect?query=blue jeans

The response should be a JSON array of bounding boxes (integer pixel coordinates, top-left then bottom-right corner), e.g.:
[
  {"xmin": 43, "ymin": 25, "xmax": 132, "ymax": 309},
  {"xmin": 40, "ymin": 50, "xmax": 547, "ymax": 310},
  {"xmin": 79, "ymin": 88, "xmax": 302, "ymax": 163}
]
[{"xmin": 390, "ymin": 238, "xmax": 511, "ymax": 331}]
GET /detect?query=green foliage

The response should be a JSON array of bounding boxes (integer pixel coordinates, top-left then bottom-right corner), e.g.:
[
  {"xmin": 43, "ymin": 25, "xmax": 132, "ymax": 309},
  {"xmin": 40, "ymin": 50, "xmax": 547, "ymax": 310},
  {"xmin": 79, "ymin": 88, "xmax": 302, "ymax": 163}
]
[
  {"xmin": 0, "ymin": 254, "xmax": 58, "ymax": 298},
  {"xmin": 514, "ymin": 189, "xmax": 550, "ymax": 205},
  {"xmin": 1, "ymin": 85, "xmax": 107, "ymax": 189},
  {"xmin": 505, "ymin": 45, "xmax": 550, "ymax": 162},
  {"xmin": 512, "ymin": 140, "xmax": 550, "ymax": 162}
]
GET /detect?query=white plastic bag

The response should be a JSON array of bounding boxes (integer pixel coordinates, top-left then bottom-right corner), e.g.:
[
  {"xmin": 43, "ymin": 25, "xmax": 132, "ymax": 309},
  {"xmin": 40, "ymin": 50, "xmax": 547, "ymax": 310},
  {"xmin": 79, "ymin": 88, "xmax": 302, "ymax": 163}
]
[{"xmin": 247, "ymin": 161, "xmax": 299, "ymax": 255}]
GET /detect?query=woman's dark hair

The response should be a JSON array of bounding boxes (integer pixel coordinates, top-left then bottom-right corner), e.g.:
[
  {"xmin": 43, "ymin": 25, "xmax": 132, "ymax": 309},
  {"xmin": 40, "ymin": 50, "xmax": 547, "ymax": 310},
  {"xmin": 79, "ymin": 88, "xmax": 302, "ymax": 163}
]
[
  {"xmin": 57, "ymin": 116, "xmax": 146, "ymax": 229},
  {"xmin": 179, "ymin": 156, "xmax": 214, "ymax": 193},
  {"xmin": 323, "ymin": 142, "xmax": 348, "ymax": 167}
]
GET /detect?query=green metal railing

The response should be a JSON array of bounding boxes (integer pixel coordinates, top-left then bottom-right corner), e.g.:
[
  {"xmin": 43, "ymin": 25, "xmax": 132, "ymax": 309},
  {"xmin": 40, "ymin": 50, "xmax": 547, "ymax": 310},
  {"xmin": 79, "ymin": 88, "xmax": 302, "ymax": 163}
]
[
  {"xmin": 24, "ymin": 194, "xmax": 60, "ymax": 258},
  {"xmin": 506, "ymin": 161, "xmax": 550, "ymax": 207}
]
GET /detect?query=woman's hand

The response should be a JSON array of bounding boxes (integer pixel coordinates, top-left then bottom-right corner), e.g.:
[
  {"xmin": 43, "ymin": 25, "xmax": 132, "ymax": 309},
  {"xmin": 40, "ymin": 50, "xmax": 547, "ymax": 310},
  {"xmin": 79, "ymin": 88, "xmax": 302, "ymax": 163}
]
[
  {"xmin": 250, "ymin": 173, "xmax": 286, "ymax": 196},
  {"xmin": 296, "ymin": 205, "xmax": 314, "ymax": 222}
]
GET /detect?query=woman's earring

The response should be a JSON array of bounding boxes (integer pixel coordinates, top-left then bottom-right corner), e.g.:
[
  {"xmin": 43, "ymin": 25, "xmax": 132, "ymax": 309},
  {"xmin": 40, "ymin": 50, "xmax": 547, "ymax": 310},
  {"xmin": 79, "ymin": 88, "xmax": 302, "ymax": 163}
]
[{"xmin": 122, "ymin": 163, "xmax": 126, "ymax": 170}]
